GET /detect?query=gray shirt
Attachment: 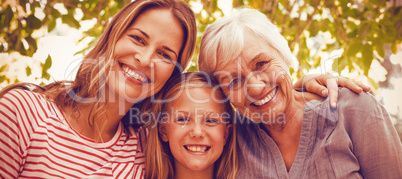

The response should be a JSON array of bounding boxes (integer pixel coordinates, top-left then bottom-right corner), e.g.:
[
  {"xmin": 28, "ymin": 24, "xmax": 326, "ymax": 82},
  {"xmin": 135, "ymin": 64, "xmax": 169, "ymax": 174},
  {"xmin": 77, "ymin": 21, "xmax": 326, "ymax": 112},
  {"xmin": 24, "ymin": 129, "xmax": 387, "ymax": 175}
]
[{"xmin": 236, "ymin": 88, "xmax": 402, "ymax": 179}]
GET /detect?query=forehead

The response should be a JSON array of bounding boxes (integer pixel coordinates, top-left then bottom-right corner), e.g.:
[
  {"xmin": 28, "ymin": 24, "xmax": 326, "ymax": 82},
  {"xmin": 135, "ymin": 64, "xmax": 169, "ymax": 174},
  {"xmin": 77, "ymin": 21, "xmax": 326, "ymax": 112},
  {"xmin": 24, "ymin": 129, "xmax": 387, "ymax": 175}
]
[
  {"xmin": 129, "ymin": 8, "xmax": 184, "ymax": 48},
  {"xmin": 215, "ymin": 32, "xmax": 277, "ymax": 71}
]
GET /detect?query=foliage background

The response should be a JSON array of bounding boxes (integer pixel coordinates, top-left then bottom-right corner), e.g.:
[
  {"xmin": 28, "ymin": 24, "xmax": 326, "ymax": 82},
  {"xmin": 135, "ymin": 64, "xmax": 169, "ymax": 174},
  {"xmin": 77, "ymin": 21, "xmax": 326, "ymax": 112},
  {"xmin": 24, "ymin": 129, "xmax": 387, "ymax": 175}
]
[{"xmin": 1, "ymin": 0, "xmax": 401, "ymax": 139}]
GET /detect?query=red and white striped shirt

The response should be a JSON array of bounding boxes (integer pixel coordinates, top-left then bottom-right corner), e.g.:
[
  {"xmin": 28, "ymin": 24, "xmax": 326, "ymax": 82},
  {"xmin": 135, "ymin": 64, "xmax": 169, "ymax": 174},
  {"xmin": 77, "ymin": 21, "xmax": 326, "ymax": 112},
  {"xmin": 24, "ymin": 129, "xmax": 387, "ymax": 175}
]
[{"xmin": 0, "ymin": 90, "xmax": 147, "ymax": 178}]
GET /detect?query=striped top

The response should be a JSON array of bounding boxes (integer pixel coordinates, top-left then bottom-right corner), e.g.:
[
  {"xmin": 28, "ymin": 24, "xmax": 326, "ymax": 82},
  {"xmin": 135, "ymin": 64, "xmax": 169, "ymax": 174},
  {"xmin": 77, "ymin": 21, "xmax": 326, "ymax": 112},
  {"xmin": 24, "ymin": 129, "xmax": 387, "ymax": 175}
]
[{"xmin": 0, "ymin": 90, "xmax": 147, "ymax": 178}]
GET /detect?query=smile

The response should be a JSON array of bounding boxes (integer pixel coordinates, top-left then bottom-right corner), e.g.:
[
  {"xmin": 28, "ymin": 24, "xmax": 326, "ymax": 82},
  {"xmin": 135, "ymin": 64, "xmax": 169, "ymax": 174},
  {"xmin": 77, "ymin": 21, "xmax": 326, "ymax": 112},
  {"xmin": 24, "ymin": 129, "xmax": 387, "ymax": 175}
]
[
  {"xmin": 120, "ymin": 63, "xmax": 148, "ymax": 82},
  {"xmin": 252, "ymin": 86, "xmax": 278, "ymax": 106},
  {"xmin": 184, "ymin": 145, "xmax": 211, "ymax": 152}
]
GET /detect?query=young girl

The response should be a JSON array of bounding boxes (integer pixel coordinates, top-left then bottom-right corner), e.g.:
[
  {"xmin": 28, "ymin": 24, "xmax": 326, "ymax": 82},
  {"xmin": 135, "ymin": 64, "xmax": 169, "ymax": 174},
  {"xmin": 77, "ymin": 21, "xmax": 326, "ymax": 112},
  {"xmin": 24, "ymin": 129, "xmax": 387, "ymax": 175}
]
[
  {"xmin": 145, "ymin": 72, "xmax": 237, "ymax": 179},
  {"xmin": 0, "ymin": 0, "xmax": 196, "ymax": 178}
]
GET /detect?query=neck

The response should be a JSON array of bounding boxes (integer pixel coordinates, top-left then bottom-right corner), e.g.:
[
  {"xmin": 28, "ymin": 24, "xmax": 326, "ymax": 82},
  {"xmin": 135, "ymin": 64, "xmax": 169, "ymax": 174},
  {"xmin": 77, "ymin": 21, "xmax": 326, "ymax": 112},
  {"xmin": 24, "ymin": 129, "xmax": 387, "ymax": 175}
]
[
  {"xmin": 63, "ymin": 90, "xmax": 135, "ymax": 142},
  {"xmin": 174, "ymin": 163, "xmax": 214, "ymax": 179},
  {"xmin": 263, "ymin": 90, "xmax": 321, "ymax": 144}
]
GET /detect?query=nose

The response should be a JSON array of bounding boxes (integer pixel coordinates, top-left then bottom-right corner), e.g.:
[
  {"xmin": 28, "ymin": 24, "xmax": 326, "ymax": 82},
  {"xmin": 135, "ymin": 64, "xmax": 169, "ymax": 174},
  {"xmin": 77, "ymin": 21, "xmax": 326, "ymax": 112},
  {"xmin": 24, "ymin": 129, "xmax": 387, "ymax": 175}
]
[
  {"xmin": 189, "ymin": 122, "xmax": 205, "ymax": 138},
  {"xmin": 136, "ymin": 48, "xmax": 154, "ymax": 68},
  {"xmin": 246, "ymin": 72, "xmax": 266, "ymax": 99}
]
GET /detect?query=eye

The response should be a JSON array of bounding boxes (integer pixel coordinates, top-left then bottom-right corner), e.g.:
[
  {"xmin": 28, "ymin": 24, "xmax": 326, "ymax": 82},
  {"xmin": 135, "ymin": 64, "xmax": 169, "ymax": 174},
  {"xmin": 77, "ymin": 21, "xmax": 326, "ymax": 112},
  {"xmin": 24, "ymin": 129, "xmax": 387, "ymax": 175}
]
[
  {"xmin": 175, "ymin": 117, "xmax": 189, "ymax": 125},
  {"xmin": 205, "ymin": 118, "xmax": 220, "ymax": 126},
  {"xmin": 158, "ymin": 51, "xmax": 174, "ymax": 63},
  {"xmin": 229, "ymin": 78, "xmax": 241, "ymax": 90},
  {"xmin": 256, "ymin": 61, "xmax": 268, "ymax": 70},
  {"xmin": 130, "ymin": 35, "xmax": 145, "ymax": 45}
]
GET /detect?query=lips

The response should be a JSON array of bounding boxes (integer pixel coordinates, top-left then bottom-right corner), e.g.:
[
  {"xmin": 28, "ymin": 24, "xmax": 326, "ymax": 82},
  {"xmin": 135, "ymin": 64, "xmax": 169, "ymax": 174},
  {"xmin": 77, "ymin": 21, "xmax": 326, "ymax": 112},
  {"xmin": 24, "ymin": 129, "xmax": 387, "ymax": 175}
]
[
  {"xmin": 252, "ymin": 86, "xmax": 278, "ymax": 107},
  {"xmin": 184, "ymin": 145, "xmax": 211, "ymax": 152},
  {"xmin": 120, "ymin": 63, "xmax": 149, "ymax": 83}
]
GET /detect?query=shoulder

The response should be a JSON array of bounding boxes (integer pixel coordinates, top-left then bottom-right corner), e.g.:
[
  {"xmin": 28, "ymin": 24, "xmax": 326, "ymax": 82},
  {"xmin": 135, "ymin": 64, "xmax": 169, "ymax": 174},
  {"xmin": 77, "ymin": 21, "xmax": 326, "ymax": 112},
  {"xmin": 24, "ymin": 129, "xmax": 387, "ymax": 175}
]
[
  {"xmin": 337, "ymin": 88, "xmax": 378, "ymax": 110},
  {"xmin": 337, "ymin": 88, "xmax": 385, "ymax": 121},
  {"xmin": 1, "ymin": 89, "xmax": 50, "ymax": 109}
]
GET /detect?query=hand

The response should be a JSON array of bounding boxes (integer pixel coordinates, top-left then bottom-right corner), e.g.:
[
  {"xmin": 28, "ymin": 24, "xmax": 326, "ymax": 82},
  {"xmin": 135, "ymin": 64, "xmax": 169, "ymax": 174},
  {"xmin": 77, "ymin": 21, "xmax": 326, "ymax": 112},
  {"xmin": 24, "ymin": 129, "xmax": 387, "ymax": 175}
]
[{"xmin": 294, "ymin": 74, "xmax": 371, "ymax": 108}]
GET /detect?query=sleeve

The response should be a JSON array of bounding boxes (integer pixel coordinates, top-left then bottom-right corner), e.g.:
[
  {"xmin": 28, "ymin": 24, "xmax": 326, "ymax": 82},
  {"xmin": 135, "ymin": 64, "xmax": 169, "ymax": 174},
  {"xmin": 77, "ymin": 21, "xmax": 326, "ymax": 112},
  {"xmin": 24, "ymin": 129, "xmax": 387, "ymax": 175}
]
[
  {"xmin": 347, "ymin": 92, "xmax": 402, "ymax": 179},
  {"xmin": 0, "ymin": 91, "xmax": 23, "ymax": 178}
]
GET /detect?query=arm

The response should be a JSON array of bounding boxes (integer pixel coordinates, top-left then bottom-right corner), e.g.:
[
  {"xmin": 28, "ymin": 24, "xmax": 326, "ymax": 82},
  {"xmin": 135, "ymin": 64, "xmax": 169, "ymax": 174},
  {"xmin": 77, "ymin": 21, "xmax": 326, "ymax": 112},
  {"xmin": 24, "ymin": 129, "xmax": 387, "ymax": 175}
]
[
  {"xmin": 0, "ymin": 91, "xmax": 22, "ymax": 178},
  {"xmin": 294, "ymin": 74, "xmax": 371, "ymax": 108}
]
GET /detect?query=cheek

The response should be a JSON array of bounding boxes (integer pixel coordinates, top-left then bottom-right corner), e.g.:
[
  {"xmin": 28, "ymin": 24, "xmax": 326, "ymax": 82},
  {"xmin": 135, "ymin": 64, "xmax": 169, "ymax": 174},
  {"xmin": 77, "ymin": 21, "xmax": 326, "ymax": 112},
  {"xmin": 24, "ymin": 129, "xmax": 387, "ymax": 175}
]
[
  {"xmin": 226, "ymin": 90, "xmax": 246, "ymax": 106},
  {"xmin": 211, "ymin": 127, "xmax": 228, "ymax": 148}
]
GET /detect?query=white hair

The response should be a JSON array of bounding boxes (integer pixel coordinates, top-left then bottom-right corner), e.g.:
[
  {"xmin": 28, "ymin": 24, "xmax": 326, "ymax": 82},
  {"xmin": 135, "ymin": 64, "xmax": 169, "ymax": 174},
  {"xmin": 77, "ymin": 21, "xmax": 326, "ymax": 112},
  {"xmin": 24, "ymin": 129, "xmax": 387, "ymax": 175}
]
[{"xmin": 199, "ymin": 8, "xmax": 293, "ymax": 77}]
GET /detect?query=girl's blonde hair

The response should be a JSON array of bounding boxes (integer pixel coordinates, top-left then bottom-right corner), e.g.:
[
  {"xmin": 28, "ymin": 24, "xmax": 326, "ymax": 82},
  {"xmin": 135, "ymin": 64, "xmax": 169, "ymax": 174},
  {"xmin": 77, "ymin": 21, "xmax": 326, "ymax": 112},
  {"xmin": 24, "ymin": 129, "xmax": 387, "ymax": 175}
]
[
  {"xmin": 0, "ymin": 0, "xmax": 196, "ymax": 127},
  {"xmin": 145, "ymin": 72, "xmax": 238, "ymax": 179}
]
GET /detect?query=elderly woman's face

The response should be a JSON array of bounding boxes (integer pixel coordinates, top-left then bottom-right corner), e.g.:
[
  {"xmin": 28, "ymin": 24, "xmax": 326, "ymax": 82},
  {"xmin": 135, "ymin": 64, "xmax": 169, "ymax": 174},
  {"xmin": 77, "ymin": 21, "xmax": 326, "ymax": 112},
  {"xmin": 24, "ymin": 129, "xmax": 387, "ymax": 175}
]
[{"xmin": 215, "ymin": 32, "xmax": 293, "ymax": 123}]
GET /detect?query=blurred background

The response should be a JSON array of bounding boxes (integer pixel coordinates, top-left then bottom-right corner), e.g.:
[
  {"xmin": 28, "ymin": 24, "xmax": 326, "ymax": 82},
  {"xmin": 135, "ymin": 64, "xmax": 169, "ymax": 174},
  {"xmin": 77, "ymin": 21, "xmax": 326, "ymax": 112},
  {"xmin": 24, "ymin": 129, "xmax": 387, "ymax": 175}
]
[{"xmin": 0, "ymin": 0, "xmax": 401, "ymax": 139}]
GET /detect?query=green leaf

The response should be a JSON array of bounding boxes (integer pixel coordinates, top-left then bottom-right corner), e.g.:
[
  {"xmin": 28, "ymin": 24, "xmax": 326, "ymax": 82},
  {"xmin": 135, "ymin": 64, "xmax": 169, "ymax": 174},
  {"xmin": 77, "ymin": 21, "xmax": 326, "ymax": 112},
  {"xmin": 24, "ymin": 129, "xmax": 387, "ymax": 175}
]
[
  {"xmin": 62, "ymin": 14, "xmax": 81, "ymax": 29},
  {"xmin": 43, "ymin": 55, "xmax": 52, "ymax": 71},
  {"xmin": 4, "ymin": 5, "xmax": 14, "ymax": 27},
  {"xmin": 0, "ymin": 75, "xmax": 6, "ymax": 83},
  {"xmin": 0, "ymin": 65, "xmax": 7, "ymax": 72},
  {"xmin": 26, "ymin": 66, "xmax": 32, "ymax": 76},
  {"xmin": 358, "ymin": 21, "xmax": 371, "ymax": 40},
  {"xmin": 48, "ymin": 19, "xmax": 56, "ymax": 32},
  {"xmin": 361, "ymin": 44, "xmax": 373, "ymax": 76},
  {"xmin": 27, "ymin": 14, "xmax": 42, "ymax": 29},
  {"xmin": 42, "ymin": 72, "xmax": 50, "ymax": 80},
  {"xmin": 51, "ymin": 8, "xmax": 61, "ymax": 18},
  {"xmin": 391, "ymin": 43, "xmax": 398, "ymax": 54},
  {"xmin": 41, "ymin": 55, "xmax": 52, "ymax": 80},
  {"xmin": 346, "ymin": 40, "xmax": 361, "ymax": 57},
  {"xmin": 309, "ymin": 20, "xmax": 319, "ymax": 37},
  {"xmin": 375, "ymin": 42, "xmax": 385, "ymax": 57}
]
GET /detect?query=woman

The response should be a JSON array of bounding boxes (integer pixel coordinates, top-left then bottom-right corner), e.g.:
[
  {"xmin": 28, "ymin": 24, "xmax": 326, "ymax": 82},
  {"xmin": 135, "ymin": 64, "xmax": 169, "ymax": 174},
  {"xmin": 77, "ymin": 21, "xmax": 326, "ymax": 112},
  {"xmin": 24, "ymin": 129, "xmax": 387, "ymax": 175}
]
[
  {"xmin": 198, "ymin": 8, "xmax": 402, "ymax": 178},
  {"xmin": 0, "ymin": 0, "xmax": 196, "ymax": 178},
  {"xmin": 144, "ymin": 72, "xmax": 237, "ymax": 179}
]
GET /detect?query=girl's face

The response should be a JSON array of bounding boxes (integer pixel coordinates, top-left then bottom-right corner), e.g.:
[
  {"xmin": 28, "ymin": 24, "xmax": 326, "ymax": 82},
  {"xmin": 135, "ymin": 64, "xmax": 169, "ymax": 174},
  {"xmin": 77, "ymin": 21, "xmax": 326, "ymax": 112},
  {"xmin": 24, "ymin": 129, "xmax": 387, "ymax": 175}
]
[
  {"xmin": 160, "ymin": 87, "xmax": 232, "ymax": 173},
  {"xmin": 108, "ymin": 8, "xmax": 184, "ymax": 104}
]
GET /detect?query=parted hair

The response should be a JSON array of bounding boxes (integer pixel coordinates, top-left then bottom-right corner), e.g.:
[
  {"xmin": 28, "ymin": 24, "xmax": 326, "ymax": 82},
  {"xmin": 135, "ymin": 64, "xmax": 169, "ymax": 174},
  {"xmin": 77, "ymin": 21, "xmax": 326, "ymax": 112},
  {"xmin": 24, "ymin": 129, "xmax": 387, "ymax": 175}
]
[
  {"xmin": 0, "ymin": 0, "xmax": 196, "ymax": 128},
  {"xmin": 144, "ymin": 72, "xmax": 238, "ymax": 179}
]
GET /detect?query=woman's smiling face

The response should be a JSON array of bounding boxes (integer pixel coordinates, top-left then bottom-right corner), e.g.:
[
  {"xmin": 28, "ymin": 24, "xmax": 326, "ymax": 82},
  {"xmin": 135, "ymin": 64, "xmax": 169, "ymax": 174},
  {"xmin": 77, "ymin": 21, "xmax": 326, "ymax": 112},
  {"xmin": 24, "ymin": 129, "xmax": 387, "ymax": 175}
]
[
  {"xmin": 159, "ymin": 87, "xmax": 231, "ymax": 173},
  {"xmin": 108, "ymin": 8, "xmax": 184, "ymax": 103},
  {"xmin": 216, "ymin": 31, "xmax": 293, "ymax": 123}
]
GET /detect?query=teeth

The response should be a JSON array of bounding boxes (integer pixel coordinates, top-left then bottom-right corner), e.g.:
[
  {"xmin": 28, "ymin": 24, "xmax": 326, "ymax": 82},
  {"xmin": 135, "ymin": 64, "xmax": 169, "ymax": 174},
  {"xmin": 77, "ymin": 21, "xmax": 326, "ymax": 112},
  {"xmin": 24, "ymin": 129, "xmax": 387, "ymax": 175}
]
[
  {"xmin": 254, "ymin": 87, "xmax": 278, "ymax": 106},
  {"xmin": 121, "ymin": 65, "xmax": 147, "ymax": 82},
  {"xmin": 185, "ymin": 145, "xmax": 208, "ymax": 152}
]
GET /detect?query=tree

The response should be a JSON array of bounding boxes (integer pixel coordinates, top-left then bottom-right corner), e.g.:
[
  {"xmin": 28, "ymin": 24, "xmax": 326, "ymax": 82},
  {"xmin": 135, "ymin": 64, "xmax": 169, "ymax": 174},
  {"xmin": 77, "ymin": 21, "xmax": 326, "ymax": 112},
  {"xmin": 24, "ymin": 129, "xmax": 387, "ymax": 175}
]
[{"xmin": 1, "ymin": 0, "xmax": 401, "ymax": 85}]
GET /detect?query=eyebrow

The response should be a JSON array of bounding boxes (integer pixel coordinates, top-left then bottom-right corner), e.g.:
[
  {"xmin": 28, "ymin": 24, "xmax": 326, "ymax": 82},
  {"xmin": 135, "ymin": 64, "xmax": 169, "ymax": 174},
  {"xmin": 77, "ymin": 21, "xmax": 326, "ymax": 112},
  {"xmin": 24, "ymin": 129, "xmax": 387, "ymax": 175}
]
[
  {"xmin": 175, "ymin": 111, "xmax": 190, "ymax": 115},
  {"xmin": 129, "ymin": 28, "xmax": 178, "ymax": 59},
  {"xmin": 161, "ymin": 46, "xmax": 179, "ymax": 59},
  {"xmin": 249, "ymin": 53, "xmax": 265, "ymax": 66},
  {"xmin": 130, "ymin": 28, "xmax": 149, "ymax": 39}
]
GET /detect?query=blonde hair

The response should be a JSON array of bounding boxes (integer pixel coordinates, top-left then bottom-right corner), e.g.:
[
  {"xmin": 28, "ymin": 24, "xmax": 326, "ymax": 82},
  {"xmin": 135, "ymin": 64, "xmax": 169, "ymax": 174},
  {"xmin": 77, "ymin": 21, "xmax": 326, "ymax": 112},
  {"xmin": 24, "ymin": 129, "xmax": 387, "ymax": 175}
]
[
  {"xmin": 145, "ymin": 72, "xmax": 238, "ymax": 179},
  {"xmin": 1, "ymin": 0, "xmax": 196, "ymax": 128},
  {"xmin": 198, "ymin": 8, "xmax": 292, "ymax": 78}
]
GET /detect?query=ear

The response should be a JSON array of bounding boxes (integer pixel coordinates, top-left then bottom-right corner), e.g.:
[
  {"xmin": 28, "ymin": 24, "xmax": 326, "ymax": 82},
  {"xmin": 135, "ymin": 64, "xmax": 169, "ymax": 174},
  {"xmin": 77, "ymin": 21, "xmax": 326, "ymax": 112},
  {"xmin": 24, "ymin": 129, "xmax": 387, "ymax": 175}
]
[
  {"xmin": 159, "ymin": 124, "xmax": 169, "ymax": 142},
  {"xmin": 224, "ymin": 124, "xmax": 232, "ymax": 143}
]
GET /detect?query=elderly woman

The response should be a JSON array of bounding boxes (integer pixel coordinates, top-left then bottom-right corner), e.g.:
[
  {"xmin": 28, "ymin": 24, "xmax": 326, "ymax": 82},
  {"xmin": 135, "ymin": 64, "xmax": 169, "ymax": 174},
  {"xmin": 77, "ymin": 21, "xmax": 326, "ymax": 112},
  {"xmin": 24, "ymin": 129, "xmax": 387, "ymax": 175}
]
[{"xmin": 198, "ymin": 8, "xmax": 402, "ymax": 179}]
